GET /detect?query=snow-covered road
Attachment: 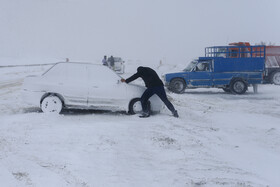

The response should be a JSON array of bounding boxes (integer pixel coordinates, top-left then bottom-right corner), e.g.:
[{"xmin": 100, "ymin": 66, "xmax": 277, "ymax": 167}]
[{"xmin": 0, "ymin": 64, "xmax": 280, "ymax": 187}]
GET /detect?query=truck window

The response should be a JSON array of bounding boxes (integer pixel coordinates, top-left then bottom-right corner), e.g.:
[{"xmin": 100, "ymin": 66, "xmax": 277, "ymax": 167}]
[
  {"xmin": 184, "ymin": 61, "xmax": 197, "ymax": 71},
  {"xmin": 195, "ymin": 62, "xmax": 210, "ymax": 72}
]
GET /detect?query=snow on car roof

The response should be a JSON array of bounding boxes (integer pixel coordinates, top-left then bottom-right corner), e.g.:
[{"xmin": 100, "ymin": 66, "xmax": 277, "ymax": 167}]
[{"xmin": 43, "ymin": 61, "xmax": 122, "ymax": 79}]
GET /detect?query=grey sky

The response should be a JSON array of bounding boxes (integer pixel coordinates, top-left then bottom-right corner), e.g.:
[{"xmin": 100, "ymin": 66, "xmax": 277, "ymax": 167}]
[{"xmin": 0, "ymin": 0, "xmax": 280, "ymax": 64}]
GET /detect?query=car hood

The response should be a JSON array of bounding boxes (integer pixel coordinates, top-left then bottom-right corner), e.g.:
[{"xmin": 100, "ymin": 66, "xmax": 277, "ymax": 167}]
[
  {"xmin": 125, "ymin": 83, "xmax": 163, "ymax": 112},
  {"xmin": 126, "ymin": 83, "xmax": 146, "ymax": 96}
]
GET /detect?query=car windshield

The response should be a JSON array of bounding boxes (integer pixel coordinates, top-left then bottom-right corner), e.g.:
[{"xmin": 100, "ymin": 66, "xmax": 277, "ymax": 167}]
[{"xmin": 183, "ymin": 61, "xmax": 197, "ymax": 72}]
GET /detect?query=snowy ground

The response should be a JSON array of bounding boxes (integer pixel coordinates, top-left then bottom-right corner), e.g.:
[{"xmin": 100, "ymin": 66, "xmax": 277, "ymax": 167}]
[{"xmin": 0, "ymin": 60, "xmax": 280, "ymax": 187}]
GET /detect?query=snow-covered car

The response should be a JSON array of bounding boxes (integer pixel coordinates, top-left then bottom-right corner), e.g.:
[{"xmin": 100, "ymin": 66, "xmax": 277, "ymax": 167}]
[{"xmin": 22, "ymin": 62, "xmax": 162, "ymax": 114}]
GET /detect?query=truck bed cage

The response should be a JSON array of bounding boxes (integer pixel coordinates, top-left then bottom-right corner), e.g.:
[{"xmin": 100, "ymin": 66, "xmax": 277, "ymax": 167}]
[{"xmin": 205, "ymin": 45, "xmax": 265, "ymax": 58}]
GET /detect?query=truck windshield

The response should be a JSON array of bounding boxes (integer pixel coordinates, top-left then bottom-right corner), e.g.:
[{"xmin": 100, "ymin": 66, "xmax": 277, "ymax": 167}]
[{"xmin": 184, "ymin": 61, "xmax": 197, "ymax": 71}]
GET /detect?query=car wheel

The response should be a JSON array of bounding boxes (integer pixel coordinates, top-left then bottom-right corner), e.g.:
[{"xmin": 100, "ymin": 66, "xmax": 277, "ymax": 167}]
[
  {"xmin": 230, "ymin": 79, "xmax": 247, "ymax": 94},
  {"xmin": 41, "ymin": 95, "xmax": 63, "ymax": 114},
  {"xmin": 270, "ymin": 71, "xmax": 280, "ymax": 85},
  {"xmin": 128, "ymin": 98, "xmax": 151, "ymax": 115},
  {"xmin": 169, "ymin": 78, "xmax": 186, "ymax": 93}
]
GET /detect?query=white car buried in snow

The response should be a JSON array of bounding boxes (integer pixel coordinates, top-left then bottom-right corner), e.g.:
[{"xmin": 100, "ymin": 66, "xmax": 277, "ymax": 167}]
[{"xmin": 22, "ymin": 62, "xmax": 162, "ymax": 114}]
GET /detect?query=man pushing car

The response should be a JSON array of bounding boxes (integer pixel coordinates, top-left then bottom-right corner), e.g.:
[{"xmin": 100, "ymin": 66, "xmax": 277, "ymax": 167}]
[{"xmin": 121, "ymin": 66, "xmax": 179, "ymax": 118}]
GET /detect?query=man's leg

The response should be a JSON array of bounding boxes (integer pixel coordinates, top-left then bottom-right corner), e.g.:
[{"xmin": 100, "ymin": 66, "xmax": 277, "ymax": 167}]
[
  {"xmin": 155, "ymin": 86, "xmax": 178, "ymax": 117},
  {"xmin": 140, "ymin": 88, "xmax": 154, "ymax": 117}
]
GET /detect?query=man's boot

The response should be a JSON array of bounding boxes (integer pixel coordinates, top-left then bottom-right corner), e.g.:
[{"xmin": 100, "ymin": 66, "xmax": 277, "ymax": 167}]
[
  {"xmin": 173, "ymin": 110, "xmax": 179, "ymax": 118},
  {"xmin": 139, "ymin": 112, "xmax": 150, "ymax": 118}
]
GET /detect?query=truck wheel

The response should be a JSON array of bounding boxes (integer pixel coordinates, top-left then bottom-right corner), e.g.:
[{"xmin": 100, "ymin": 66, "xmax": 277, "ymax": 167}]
[
  {"xmin": 169, "ymin": 78, "xmax": 186, "ymax": 94},
  {"xmin": 230, "ymin": 79, "xmax": 247, "ymax": 94},
  {"xmin": 270, "ymin": 71, "xmax": 280, "ymax": 85},
  {"xmin": 128, "ymin": 98, "xmax": 151, "ymax": 115}
]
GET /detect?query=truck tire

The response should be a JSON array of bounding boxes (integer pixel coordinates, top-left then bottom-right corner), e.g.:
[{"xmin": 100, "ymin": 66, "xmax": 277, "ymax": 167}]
[
  {"xmin": 270, "ymin": 71, "xmax": 280, "ymax": 85},
  {"xmin": 230, "ymin": 79, "xmax": 247, "ymax": 94},
  {"xmin": 168, "ymin": 78, "xmax": 186, "ymax": 94}
]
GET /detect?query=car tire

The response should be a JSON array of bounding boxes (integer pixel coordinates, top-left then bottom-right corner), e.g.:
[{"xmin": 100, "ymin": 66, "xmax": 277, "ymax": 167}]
[
  {"xmin": 168, "ymin": 78, "xmax": 186, "ymax": 94},
  {"xmin": 270, "ymin": 71, "xmax": 280, "ymax": 85},
  {"xmin": 41, "ymin": 95, "xmax": 63, "ymax": 114},
  {"xmin": 128, "ymin": 98, "xmax": 151, "ymax": 115},
  {"xmin": 230, "ymin": 79, "xmax": 247, "ymax": 94}
]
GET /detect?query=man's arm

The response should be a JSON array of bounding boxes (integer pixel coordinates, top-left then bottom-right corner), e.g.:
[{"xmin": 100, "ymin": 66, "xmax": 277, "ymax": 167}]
[{"xmin": 121, "ymin": 72, "xmax": 140, "ymax": 84}]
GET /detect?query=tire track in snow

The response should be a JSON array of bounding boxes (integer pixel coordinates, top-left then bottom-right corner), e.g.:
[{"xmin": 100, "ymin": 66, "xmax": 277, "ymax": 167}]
[
  {"xmin": 161, "ymin": 107, "xmax": 268, "ymax": 186},
  {"xmin": 0, "ymin": 79, "xmax": 24, "ymax": 114},
  {"xmin": 0, "ymin": 79, "xmax": 23, "ymax": 90}
]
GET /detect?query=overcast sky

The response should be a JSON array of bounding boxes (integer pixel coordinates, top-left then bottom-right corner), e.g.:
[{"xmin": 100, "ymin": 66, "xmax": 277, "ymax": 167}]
[{"xmin": 0, "ymin": 0, "xmax": 280, "ymax": 64}]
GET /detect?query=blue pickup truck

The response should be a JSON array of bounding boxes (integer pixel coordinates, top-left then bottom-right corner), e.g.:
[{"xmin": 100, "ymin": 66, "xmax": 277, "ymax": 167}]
[{"xmin": 164, "ymin": 45, "xmax": 265, "ymax": 94}]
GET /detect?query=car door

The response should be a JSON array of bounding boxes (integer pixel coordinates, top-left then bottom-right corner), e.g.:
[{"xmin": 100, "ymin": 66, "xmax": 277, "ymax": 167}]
[
  {"xmin": 43, "ymin": 63, "xmax": 88, "ymax": 107},
  {"xmin": 61, "ymin": 63, "xmax": 88, "ymax": 106},
  {"xmin": 188, "ymin": 61, "xmax": 212, "ymax": 87},
  {"xmin": 87, "ymin": 65, "xmax": 128, "ymax": 110}
]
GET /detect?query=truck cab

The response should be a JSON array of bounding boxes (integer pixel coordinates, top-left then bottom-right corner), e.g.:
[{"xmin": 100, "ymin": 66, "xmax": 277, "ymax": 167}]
[
  {"xmin": 181, "ymin": 59, "xmax": 213, "ymax": 87},
  {"xmin": 164, "ymin": 45, "xmax": 265, "ymax": 94}
]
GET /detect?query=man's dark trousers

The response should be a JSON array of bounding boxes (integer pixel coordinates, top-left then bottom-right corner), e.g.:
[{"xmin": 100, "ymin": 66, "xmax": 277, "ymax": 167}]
[{"xmin": 141, "ymin": 86, "xmax": 176, "ymax": 114}]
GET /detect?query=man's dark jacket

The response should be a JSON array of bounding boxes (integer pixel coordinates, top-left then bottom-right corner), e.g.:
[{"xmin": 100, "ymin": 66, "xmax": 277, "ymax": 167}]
[{"xmin": 125, "ymin": 66, "xmax": 163, "ymax": 88}]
